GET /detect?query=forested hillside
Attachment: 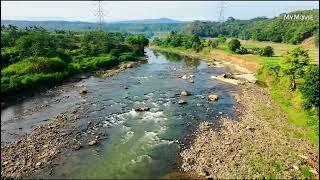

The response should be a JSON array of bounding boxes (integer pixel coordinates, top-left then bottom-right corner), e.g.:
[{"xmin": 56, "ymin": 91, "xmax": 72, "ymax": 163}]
[{"xmin": 186, "ymin": 9, "xmax": 319, "ymax": 44}]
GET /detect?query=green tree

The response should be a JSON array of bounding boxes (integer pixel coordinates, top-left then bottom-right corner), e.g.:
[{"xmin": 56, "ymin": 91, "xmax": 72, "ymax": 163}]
[
  {"xmin": 217, "ymin": 34, "xmax": 226, "ymax": 43},
  {"xmin": 259, "ymin": 46, "xmax": 274, "ymax": 57},
  {"xmin": 282, "ymin": 47, "xmax": 310, "ymax": 90},
  {"xmin": 228, "ymin": 39, "xmax": 241, "ymax": 52},
  {"xmin": 207, "ymin": 39, "xmax": 219, "ymax": 48},
  {"xmin": 300, "ymin": 65, "xmax": 319, "ymax": 110},
  {"xmin": 16, "ymin": 30, "xmax": 56, "ymax": 57}
]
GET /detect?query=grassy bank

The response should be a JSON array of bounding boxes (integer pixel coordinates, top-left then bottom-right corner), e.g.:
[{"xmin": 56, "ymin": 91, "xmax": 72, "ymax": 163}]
[
  {"xmin": 151, "ymin": 45, "xmax": 319, "ymax": 145},
  {"xmin": 1, "ymin": 27, "xmax": 149, "ymax": 104}
]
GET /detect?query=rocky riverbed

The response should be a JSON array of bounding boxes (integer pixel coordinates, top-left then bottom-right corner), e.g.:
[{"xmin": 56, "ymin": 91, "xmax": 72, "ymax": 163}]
[
  {"xmin": 180, "ymin": 83, "xmax": 319, "ymax": 179},
  {"xmin": 1, "ymin": 61, "xmax": 143, "ymax": 179}
]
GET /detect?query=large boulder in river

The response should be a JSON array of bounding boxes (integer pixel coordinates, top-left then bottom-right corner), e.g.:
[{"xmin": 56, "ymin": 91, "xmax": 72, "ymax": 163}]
[
  {"xmin": 208, "ymin": 94, "xmax": 219, "ymax": 101},
  {"xmin": 181, "ymin": 90, "xmax": 190, "ymax": 96}
]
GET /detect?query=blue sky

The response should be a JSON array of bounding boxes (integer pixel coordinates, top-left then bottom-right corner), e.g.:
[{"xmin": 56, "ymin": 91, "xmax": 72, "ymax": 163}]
[{"xmin": 1, "ymin": 1, "xmax": 319, "ymax": 22}]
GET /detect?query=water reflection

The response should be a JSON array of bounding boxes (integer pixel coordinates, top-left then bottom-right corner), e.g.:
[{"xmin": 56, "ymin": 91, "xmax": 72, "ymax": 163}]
[{"xmin": 154, "ymin": 50, "xmax": 201, "ymax": 68}]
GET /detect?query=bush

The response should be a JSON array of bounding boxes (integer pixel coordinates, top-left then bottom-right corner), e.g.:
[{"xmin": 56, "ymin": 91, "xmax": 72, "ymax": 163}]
[
  {"xmin": 235, "ymin": 46, "xmax": 248, "ymax": 54},
  {"xmin": 207, "ymin": 39, "xmax": 219, "ymax": 48},
  {"xmin": 259, "ymin": 46, "xmax": 274, "ymax": 57},
  {"xmin": 70, "ymin": 55, "xmax": 117, "ymax": 71},
  {"xmin": 118, "ymin": 52, "xmax": 137, "ymax": 62},
  {"xmin": 218, "ymin": 34, "xmax": 227, "ymax": 43},
  {"xmin": 228, "ymin": 39, "xmax": 241, "ymax": 52},
  {"xmin": 1, "ymin": 57, "xmax": 67, "ymax": 76},
  {"xmin": 300, "ymin": 65, "xmax": 319, "ymax": 110}
]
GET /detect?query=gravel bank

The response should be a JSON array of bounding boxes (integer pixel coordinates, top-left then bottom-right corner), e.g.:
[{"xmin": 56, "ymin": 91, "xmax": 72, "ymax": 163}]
[{"xmin": 180, "ymin": 83, "xmax": 319, "ymax": 179}]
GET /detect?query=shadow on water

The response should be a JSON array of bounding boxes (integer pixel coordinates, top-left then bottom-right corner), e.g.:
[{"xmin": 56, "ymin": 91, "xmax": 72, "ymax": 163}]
[{"xmin": 18, "ymin": 48, "xmax": 239, "ymax": 179}]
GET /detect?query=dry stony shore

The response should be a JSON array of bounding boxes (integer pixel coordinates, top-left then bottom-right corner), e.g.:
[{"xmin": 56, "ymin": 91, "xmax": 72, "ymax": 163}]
[{"xmin": 180, "ymin": 83, "xmax": 319, "ymax": 179}]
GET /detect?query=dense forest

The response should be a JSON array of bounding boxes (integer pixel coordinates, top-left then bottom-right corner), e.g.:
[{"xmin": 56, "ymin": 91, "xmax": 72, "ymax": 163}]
[
  {"xmin": 1, "ymin": 25, "xmax": 149, "ymax": 101},
  {"xmin": 186, "ymin": 9, "xmax": 319, "ymax": 44}
]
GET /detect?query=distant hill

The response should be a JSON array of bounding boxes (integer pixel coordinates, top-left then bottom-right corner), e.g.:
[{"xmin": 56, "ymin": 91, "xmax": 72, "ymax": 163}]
[
  {"xmin": 1, "ymin": 19, "xmax": 188, "ymax": 34},
  {"xmin": 113, "ymin": 18, "xmax": 188, "ymax": 24}
]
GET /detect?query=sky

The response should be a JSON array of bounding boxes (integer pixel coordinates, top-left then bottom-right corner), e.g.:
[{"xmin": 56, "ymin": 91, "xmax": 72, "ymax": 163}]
[{"xmin": 1, "ymin": 1, "xmax": 319, "ymax": 22}]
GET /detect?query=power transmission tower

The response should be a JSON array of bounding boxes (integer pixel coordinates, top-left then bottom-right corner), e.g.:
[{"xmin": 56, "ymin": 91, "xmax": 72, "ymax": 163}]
[
  {"xmin": 218, "ymin": 1, "xmax": 226, "ymax": 23},
  {"xmin": 93, "ymin": 0, "xmax": 106, "ymax": 30}
]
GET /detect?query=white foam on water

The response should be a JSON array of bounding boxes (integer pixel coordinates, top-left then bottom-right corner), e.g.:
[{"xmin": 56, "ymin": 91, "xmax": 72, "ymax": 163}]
[
  {"xmin": 121, "ymin": 130, "xmax": 134, "ymax": 144},
  {"xmin": 140, "ymin": 131, "xmax": 173, "ymax": 150},
  {"xmin": 127, "ymin": 109, "xmax": 139, "ymax": 118},
  {"xmin": 163, "ymin": 101, "xmax": 171, "ymax": 107},
  {"xmin": 151, "ymin": 102, "xmax": 159, "ymax": 107},
  {"xmin": 131, "ymin": 154, "xmax": 153, "ymax": 165},
  {"xmin": 140, "ymin": 111, "xmax": 167, "ymax": 124}
]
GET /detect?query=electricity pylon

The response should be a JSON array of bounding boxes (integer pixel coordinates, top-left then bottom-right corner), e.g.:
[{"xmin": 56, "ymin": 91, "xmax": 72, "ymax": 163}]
[
  {"xmin": 93, "ymin": 0, "xmax": 106, "ymax": 30},
  {"xmin": 218, "ymin": 1, "xmax": 226, "ymax": 23}
]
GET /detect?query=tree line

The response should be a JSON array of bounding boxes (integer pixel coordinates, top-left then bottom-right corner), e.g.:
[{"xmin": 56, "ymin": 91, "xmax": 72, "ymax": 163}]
[
  {"xmin": 186, "ymin": 9, "xmax": 319, "ymax": 45},
  {"xmin": 1, "ymin": 25, "xmax": 149, "ymax": 101}
]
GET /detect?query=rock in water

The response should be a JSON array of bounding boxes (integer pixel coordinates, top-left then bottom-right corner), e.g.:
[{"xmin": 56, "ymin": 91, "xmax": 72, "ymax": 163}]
[
  {"xmin": 135, "ymin": 107, "xmax": 150, "ymax": 112},
  {"xmin": 126, "ymin": 63, "xmax": 134, "ymax": 68},
  {"xmin": 208, "ymin": 94, "xmax": 219, "ymax": 101},
  {"xmin": 181, "ymin": 90, "xmax": 190, "ymax": 96},
  {"xmin": 79, "ymin": 89, "xmax": 87, "ymax": 95},
  {"xmin": 88, "ymin": 140, "xmax": 97, "ymax": 146},
  {"xmin": 181, "ymin": 75, "xmax": 188, "ymax": 80},
  {"xmin": 178, "ymin": 100, "xmax": 187, "ymax": 105}
]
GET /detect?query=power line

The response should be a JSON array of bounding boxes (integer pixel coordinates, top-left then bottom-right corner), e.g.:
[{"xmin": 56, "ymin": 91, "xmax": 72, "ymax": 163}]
[
  {"xmin": 218, "ymin": 1, "xmax": 227, "ymax": 23},
  {"xmin": 93, "ymin": 0, "xmax": 106, "ymax": 30}
]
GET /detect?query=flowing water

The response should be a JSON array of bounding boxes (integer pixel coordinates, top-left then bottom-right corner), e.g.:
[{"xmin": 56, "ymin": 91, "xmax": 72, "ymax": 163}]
[{"xmin": 1, "ymin": 49, "xmax": 239, "ymax": 179}]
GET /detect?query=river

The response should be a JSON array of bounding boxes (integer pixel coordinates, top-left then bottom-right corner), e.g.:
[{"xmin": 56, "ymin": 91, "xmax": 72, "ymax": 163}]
[{"xmin": 1, "ymin": 48, "xmax": 239, "ymax": 179}]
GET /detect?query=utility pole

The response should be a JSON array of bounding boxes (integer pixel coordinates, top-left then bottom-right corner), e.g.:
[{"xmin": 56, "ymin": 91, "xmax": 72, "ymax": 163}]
[
  {"xmin": 93, "ymin": 0, "xmax": 105, "ymax": 30},
  {"xmin": 218, "ymin": 1, "xmax": 226, "ymax": 23}
]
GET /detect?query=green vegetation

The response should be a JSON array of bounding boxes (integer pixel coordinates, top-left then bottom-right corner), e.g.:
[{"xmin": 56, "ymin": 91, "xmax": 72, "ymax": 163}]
[
  {"xmin": 300, "ymin": 65, "xmax": 319, "ymax": 110},
  {"xmin": 1, "ymin": 21, "xmax": 186, "ymax": 38},
  {"xmin": 282, "ymin": 47, "xmax": 310, "ymax": 90},
  {"xmin": 1, "ymin": 25, "xmax": 149, "ymax": 101},
  {"xmin": 187, "ymin": 9, "xmax": 319, "ymax": 44},
  {"xmin": 153, "ymin": 32, "xmax": 319, "ymax": 144},
  {"xmin": 228, "ymin": 39, "xmax": 241, "ymax": 52},
  {"xmin": 256, "ymin": 48, "xmax": 319, "ymax": 144},
  {"xmin": 152, "ymin": 31, "xmax": 204, "ymax": 52},
  {"xmin": 259, "ymin": 46, "xmax": 274, "ymax": 57}
]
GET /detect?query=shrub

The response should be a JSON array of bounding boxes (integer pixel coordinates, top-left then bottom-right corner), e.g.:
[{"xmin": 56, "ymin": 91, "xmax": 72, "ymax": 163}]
[
  {"xmin": 235, "ymin": 46, "xmax": 248, "ymax": 54},
  {"xmin": 218, "ymin": 34, "xmax": 226, "ymax": 43},
  {"xmin": 260, "ymin": 46, "xmax": 274, "ymax": 57},
  {"xmin": 207, "ymin": 39, "xmax": 219, "ymax": 48},
  {"xmin": 300, "ymin": 65, "xmax": 319, "ymax": 110},
  {"xmin": 228, "ymin": 39, "xmax": 241, "ymax": 52},
  {"xmin": 1, "ymin": 57, "xmax": 67, "ymax": 76},
  {"xmin": 118, "ymin": 52, "xmax": 137, "ymax": 62},
  {"xmin": 70, "ymin": 55, "xmax": 117, "ymax": 71}
]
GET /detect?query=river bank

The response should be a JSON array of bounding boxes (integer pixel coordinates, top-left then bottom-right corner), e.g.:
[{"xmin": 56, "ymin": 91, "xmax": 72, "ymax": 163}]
[
  {"xmin": 150, "ymin": 46, "xmax": 319, "ymax": 178},
  {"xmin": 181, "ymin": 83, "xmax": 319, "ymax": 179},
  {"xmin": 1, "ymin": 60, "xmax": 144, "ymax": 178}
]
